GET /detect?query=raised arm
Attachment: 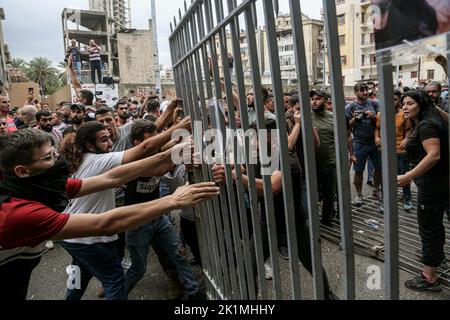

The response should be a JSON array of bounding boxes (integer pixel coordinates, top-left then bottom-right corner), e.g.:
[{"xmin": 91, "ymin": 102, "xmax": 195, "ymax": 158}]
[
  {"xmin": 155, "ymin": 99, "xmax": 180, "ymax": 131},
  {"xmin": 67, "ymin": 55, "xmax": 82, "ymax": 97}
]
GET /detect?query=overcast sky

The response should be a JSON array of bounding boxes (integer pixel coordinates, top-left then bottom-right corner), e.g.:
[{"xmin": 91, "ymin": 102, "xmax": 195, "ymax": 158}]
[{"xmin": 1, "ymin": 0, "xmax": 322, "ymax": 68}]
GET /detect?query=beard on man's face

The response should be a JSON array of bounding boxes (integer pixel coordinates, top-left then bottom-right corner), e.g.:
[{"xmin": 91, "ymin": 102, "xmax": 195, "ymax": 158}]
[
  {"xmin": 41, "ymin": 125, "xmax": 53, "ymax": 133},
  {"xmin": 72, "ymin": 116, "xmax": 83, "ymax": 125}
]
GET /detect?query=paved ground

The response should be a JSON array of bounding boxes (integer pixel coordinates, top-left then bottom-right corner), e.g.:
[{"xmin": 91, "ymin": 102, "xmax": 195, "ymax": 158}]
[{"xmin": 26, "ymin": 170, "xmax": 450, "ymax": 300}]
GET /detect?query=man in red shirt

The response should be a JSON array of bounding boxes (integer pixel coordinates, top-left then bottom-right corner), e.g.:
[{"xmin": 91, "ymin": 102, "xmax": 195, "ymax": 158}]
[
  {"xmin": 0, "ymin": 96, "xmax": 17, "ymax": 133},
  {"xmin": 0, "ymin": 129, "xmax": 219, "ymax": 300}
]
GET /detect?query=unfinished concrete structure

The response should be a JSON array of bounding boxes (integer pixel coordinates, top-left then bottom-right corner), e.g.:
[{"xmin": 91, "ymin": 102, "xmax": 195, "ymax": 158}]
[
  {"xmin": 61, "ymin": 8, "xmax": 113, "ymax": 84},
  {"xmin": 62, "ymin": 2, "xmax": 157, "ymax": 86},
  {"xmin": 89, "ymin": 0, "xmax": 131, "ymax": 32},
  {"xmin": 0, "ymin": 8, "xmax": 11, "ymax": 95},
  {"xmin": 115, "ymin": 27, "xmax": 155, "ymax": 84}
]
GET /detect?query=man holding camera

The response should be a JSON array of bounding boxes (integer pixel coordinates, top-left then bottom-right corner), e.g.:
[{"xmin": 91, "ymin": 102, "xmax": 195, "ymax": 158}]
[
  {"xmin": 345, "ymin": 83, "xmax": 382, "ymax": 207},
  {"xmin": 88, "ymin": 39, "xmax": 102, "ymax": 84},
  {"xmin": 66, "ymin": 39, "xmax": 81, "ymax": 81}
]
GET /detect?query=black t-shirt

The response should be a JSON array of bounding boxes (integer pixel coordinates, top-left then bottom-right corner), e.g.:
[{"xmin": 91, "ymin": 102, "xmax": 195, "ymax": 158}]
[
  {"xmin": 125, "ymin": 176, "xmax": 161, "ymax": 205},
  {"xmin": 405, "ymin": 120, "xmax": 449, "ymax": 204},
  {"xmin": 255, "ymin": 153, "xmax": 307, "ymax": 228}
]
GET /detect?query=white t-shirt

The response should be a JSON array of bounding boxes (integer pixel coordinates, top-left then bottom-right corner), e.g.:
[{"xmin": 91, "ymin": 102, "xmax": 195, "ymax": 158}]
[{"xmin": 63, "ymin": 152, "xmax": 124, "ymax": 245}]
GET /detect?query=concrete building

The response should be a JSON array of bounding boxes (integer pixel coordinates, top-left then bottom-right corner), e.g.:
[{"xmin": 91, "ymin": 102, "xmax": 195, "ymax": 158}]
[
  {"xmin": 115, "ymin": 27, "xmax": 155, "ymax": 84},
  {"xmin": 334, "ymin": 0, "xmax": 447, "ymax": 88},
  {"xmin": 161, "ymin": 67, "xmax": 174, "ymax": 82},
  {"xmin": 62, "ymin": 4, "xmax": 157, "ymax": 86},
  {"xmin": 89, "ymin": 0, "xmax": 131, "ymax": 32},
  {"xmin": 220, "ymin": 13, "xmax": 324, "ymax": 87},
  {"xmin": 62, "ymin": 8, "xmax": 113, "ymax": 84},
  {"xmin": 0, "ymin": 8, "xmax": 11, "ymax": 95}
]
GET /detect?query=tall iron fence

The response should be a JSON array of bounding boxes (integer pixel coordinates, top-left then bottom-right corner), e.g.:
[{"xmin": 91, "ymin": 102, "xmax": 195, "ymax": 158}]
[{"xmin": 169, "ymin": 0, "xmax": 450, "ymax": 300}]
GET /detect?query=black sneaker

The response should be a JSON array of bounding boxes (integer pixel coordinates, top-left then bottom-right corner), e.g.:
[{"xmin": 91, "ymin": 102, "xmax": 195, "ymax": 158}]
[{"xmin": 404, "ymin": 274, "xmax": 441, "ymax": 292}]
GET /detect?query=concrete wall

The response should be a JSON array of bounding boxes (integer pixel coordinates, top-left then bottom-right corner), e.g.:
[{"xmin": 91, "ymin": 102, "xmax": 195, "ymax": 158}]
[
  {"xmin": 117, "ymin": 29, "xmax": 154, "ymax": 84},
  {"xmin": 9, "ymin": 82, "xmax": 40, "ymax": 108},
  {"xmin": 45, "ymin": 85, "xmax": 71, "ymax": 110}
]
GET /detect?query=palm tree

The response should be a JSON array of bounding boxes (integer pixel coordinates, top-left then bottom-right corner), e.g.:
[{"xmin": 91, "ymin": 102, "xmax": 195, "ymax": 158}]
[
  {"xmin": 9, "ymin": 58, "xmax": 27, "ymax": 70},
  {"xmin": 26, "ymin": 57, "xmax": 61, "ymax": 96},
  {"xmin": 57, "ymin": 61, "xmax": 68, "ymax": 83}
]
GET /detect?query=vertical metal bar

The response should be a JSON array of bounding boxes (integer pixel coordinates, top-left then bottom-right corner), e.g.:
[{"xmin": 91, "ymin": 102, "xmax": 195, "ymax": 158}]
[
  {"xmin": 243, "ymin": 5, "xmax": 275, "ymax": 300},
  {"xmin": 197, "ymin": 5, "xmax": 240, "ymax": 300},
  {"xmin": 204, "ymin": 0, "xmax": 235, "ymax": 299},
  {"xmin": 197, "ymin": 3, "xmax": 214, "ymax": 100},
  {"xmin": 195, "ymin": 4, "xmax": 229, "ymax": 297},
  {"xmin": 184, "ymin": 15, "xmax": 214, "ymax": 279},
  {"xmin": 191, "ymin": 8, "xmax": 232, "ymax": 299},
  {"xmin": 172, "ymin": 15, "xmax": 223, "ymax": 297},
  {"xmin": 189, "ymin": 8, "xmax": 219, "ymax": 283},
  {"xmin": 225, "ymin": 0, "xmax": 257, "ymax": 300},
  {"xmin": 377, "ymin": 50, "xmax": 399, "ymax": 300},
  {"xmin": 262, "ymin": 0, "xmax": 303, "ymax": 300},
  {"xmin": 288, "ymin": 0, "xmax": 328, "ymax": 300},
  {"xmin": 213, "ymin": 0, "xmax": 249, "ymax": 300},
  {"xmin": 323, "ymin": 0, "xmax": 356, "ymax": 300},
  {"xmin": 447, "ymin": 34, "xmax": 450, "ymax": 215},
  {"xmin": 208, "ymin": 35, "xmax": 240, "ymax": 302}
]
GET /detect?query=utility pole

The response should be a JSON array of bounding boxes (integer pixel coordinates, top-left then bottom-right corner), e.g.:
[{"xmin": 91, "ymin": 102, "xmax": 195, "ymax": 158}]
[{"xmin": 151, "ymin": 0, "xmax": 161, "ymax": 94}]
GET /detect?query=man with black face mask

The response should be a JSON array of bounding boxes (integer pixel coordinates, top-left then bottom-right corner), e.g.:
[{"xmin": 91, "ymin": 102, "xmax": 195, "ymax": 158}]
[
  {"xmin": 310, "ymin": 89, "xmax": 338, "ymax": 226},
  {"xmin": 36, "ymin": 110, "xmax": 63, "ymax": 147},
  {"xmin": 0, "ymin": 129, "xmax": 219, "ymax": 300}
]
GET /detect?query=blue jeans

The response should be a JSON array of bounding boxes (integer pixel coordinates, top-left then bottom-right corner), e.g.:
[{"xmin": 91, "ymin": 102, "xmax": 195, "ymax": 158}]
[
  {"xmin": 61, "ymin": 241, "xmax": 126, "ymax": 300},
  {"xmin": 124, "ymin": 215, "xmax": 199, "ymax": 295},
  {"xmin": 397, "ymin": 154, "xmax": 412, "ymax": 200},
  {"xmin": 353, "ymin": 142, "xmax": 381, "ymax": 173},
  {"xmin": 90, "ymin": 60, "xmax": 102, "ymax": 84},
  {"xmin": 367, "ymin": 158, "xmax": 374, "ymax": 182},
  {"xmin": 74, "ymin": 61, "xmax": 82, "ymax": 80}
]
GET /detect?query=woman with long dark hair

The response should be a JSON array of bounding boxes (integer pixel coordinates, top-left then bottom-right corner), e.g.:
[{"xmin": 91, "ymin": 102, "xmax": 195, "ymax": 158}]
[{"xmin": 398, "ymin": 90, "xmax": 449, "ymax": 291}]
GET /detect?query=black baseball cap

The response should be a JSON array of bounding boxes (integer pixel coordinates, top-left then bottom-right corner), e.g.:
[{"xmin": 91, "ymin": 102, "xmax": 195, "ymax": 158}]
[
  {"xmin": 309, "ymin": 89, "xmax": 328, "ymax": 98},
  {"xmin": 71, "ymin": 104, "xmax": 86, "ymax": 113}
]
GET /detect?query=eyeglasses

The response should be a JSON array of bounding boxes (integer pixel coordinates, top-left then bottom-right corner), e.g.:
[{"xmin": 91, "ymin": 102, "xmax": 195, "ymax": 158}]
[
  {"xmin": 27, "ymin": 149, "xmax": 60, "ymax": 164},
  {"xmin": 427, "ymin": 90, "xmax": 439, "ymax": 94}
]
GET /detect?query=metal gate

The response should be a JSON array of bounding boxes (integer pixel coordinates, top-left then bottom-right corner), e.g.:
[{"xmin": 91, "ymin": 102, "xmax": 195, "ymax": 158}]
[{"xmin": 169, "ymin": 0, "xmax": 450, "ymax": 300}]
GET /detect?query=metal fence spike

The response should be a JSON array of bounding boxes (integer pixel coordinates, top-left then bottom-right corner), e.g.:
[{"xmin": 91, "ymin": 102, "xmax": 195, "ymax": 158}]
[{"xmin": 274, "ymin": 0, "xmax": 279, "ymax": 17}]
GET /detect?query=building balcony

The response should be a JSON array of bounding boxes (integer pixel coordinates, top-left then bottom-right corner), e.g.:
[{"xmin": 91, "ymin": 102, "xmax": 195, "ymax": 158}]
[
  {"xmin": 360, "ymin": 64, "xmax": 376, "ymax": 71},
  {"xmin": 280, "ymin": 65, "xmax": 296, "ymax": 72},
  {"xmin": 360, "ymin": 42, "xmax": 375, "ymax": 50}
]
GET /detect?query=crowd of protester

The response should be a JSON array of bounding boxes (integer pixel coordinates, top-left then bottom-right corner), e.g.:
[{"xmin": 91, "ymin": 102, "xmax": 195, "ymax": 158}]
[{"xmin": 0, "ymin": 50, "xmax": 448, "ymax": 300}]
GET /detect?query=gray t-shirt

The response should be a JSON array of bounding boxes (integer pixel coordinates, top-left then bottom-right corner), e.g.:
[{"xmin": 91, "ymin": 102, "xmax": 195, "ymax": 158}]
[
  {"xmin": 63, "ymin": 152, "xmax": 124, "ymax": 245},
  {"xmin": 345, "ymin": 100, "xmax": 379, "ymax": 144},
  {"xmin": 112, "ymin": 122, "xmax": 133, "ymax": 152}
]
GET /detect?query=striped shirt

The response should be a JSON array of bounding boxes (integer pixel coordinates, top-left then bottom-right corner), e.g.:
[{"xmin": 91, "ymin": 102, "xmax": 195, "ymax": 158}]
[{"xmin": 88, "ymin": 45, "xmax": 101, "ymax": 62}]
